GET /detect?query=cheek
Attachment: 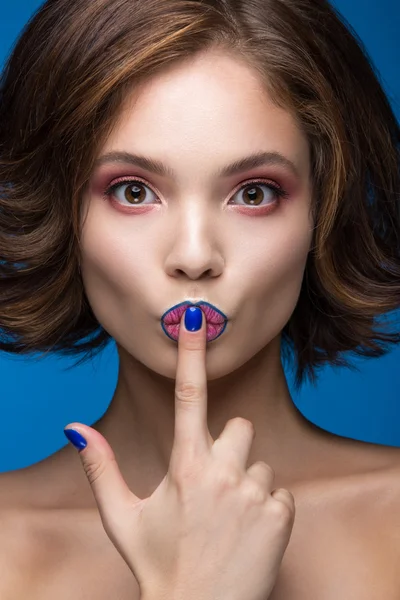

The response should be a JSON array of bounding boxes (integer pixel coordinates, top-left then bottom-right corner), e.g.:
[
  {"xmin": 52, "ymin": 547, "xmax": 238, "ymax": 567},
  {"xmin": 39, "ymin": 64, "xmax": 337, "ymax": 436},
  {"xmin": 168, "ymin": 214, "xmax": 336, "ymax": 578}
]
[
  {"xmin": 79, "ymin": 233, "xmax": 150, "ymax": 342},
  {"xmin": 241, "ymin": 221, "xmax": 312, "ymax": 333},
  {"xmin": 248, "ymin": 217, "xmax": 312, "ymax": 286},
  {"xmin": 80, "ymin": 214, "xmax": 150, "ymax": 296}
]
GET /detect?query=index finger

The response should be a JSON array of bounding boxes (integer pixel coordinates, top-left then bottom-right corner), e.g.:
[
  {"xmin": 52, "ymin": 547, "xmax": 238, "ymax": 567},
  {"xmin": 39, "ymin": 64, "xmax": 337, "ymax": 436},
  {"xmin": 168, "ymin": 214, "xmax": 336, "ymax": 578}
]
[{"xmin": 172, "ymin": 306, "xmax": 212, "ymax": 462}]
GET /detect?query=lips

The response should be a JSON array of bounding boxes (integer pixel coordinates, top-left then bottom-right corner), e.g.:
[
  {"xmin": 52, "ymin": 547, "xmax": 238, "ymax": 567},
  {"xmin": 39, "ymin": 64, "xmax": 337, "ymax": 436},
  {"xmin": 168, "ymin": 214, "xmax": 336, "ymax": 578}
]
[{"xmin": 161, "ymin": 301, "xmax": 228, "ymax": 342}]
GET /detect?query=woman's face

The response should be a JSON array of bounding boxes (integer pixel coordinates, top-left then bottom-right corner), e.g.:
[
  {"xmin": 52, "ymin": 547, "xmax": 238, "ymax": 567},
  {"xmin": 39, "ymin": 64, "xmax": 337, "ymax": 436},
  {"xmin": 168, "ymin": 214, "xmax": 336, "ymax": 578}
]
[{"xmin": 81, "ymin": 49, "xmax": 314, "ymax": 381}]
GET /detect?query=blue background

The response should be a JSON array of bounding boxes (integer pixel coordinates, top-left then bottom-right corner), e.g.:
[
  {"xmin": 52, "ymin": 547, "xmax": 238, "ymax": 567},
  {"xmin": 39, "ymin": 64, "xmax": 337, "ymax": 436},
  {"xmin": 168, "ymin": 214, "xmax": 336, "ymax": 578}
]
[{"xmin": 0, "ymin": 0, "xmax": 399, "ymax": 471}]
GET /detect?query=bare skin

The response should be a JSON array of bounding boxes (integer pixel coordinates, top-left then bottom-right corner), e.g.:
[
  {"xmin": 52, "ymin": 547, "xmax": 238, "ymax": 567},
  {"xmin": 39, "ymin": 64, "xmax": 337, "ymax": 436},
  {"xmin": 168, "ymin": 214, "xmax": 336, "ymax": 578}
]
[
  {"xmin": 1, "ymin": 433, "xmax": 400, "ymax": 599},
  {"xmin": 1, "ymin": 48, "xmax": 399, "ymax": 597}
]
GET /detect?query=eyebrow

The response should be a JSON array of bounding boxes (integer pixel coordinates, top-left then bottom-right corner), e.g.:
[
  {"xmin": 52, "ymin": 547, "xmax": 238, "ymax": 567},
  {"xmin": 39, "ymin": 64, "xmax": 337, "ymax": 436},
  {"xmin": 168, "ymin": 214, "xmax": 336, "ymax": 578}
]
[{"xmin": 93, "ymin": 150, "xmax": 300, "ymax": 179}]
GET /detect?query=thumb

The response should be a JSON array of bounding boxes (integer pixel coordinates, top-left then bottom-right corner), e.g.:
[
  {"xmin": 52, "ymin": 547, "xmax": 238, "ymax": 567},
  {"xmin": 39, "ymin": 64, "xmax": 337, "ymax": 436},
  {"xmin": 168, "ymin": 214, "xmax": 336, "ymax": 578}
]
[{"xmin": 63, "ymin": 423, "xmax": 141, "ymax": 528}]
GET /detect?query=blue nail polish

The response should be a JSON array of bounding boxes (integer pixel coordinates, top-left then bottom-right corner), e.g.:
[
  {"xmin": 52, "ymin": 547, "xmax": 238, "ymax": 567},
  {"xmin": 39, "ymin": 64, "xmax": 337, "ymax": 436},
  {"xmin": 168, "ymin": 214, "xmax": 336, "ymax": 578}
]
[
  {"xmin": 184, "ymin": 306, "xmax": 202, "ymax": 332},
  {"xmin": 64, "ymin": 428, "xmax": 87, "ymax": 452}
]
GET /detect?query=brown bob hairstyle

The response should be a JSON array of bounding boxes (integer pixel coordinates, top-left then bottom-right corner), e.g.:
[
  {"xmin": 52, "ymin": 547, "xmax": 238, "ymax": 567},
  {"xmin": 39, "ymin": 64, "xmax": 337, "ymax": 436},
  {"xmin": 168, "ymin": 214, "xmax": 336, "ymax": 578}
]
[{"xmin": 0, "ymin": 0, "xmax": 399, "ymax": 392}]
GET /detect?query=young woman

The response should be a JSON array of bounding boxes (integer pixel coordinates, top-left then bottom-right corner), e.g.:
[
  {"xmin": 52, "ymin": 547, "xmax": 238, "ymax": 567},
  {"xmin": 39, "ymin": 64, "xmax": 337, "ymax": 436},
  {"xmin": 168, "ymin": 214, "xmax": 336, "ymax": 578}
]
[{"xmin": 0, "ymin": 0, "xmax": 399, "ymax": 597}]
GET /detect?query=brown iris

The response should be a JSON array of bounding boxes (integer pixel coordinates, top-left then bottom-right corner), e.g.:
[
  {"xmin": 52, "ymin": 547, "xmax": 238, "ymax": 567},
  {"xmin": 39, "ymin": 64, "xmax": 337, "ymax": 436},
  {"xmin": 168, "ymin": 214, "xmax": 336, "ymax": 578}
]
[
  {"xmin": 243, "ymin": 185, "xmax": 264, "ymax": 206},
  {"xmin": 124, "ymin": 183, "xmax": 146, "ymax": 204}
]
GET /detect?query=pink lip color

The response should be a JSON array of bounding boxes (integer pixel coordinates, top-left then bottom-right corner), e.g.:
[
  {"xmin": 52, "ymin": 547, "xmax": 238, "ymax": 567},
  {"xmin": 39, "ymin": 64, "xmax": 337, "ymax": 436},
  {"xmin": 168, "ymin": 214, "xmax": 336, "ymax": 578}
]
[
  {"xmin": 163, "ymin": 321, "xmax": 226, "ymax": 342},
  {"xmin": 163, "ymin": 303, "xmax": 225, "ymax": 325},
  {"xmin": 161, "ymin": 302, "xmax": 228, "ymax": 342}
]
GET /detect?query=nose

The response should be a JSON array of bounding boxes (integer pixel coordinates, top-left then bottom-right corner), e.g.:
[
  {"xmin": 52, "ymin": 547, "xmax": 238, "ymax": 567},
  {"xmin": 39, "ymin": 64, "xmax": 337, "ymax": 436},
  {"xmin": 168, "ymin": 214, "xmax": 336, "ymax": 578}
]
[{"xmin": 164, "ymin": 211, "xmax": 224, "ymax": 280}]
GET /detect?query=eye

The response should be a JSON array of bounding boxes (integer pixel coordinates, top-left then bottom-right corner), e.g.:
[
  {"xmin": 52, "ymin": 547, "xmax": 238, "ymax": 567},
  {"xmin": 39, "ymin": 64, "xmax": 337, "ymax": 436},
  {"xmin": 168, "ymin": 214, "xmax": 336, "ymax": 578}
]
[
  {"xmin": 228, "ymin": 179, "xmax": 288, "ymax": 207},
  {"xmin": 103, "ymin": 178, "xmax": 158, "ymax": 207},
  {"xmin": 102, "ymin": 177, "xmax": 289, "ymax": 208}
]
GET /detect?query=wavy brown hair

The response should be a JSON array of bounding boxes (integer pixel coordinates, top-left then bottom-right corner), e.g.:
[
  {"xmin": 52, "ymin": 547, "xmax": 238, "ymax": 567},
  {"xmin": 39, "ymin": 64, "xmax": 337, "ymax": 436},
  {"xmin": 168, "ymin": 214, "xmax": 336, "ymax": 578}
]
[{"xmin": 0, "ymin": 0, "xmax": 399, "ymax": 391}]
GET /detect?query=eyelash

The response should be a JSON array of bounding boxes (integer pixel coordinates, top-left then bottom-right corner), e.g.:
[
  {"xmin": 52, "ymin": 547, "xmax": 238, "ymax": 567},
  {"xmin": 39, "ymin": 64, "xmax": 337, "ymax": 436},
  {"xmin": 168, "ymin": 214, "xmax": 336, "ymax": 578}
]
[{"xmin": 102, "ymin": 176, "xmax": 289, "ymax": 213}]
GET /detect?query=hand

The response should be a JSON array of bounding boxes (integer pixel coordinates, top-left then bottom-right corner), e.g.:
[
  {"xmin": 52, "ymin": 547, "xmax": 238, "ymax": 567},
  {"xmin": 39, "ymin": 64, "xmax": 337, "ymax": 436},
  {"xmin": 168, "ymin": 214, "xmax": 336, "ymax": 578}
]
[{"xmin": 64, "ymin": 307, "xmax": 296, "ymax": 600}]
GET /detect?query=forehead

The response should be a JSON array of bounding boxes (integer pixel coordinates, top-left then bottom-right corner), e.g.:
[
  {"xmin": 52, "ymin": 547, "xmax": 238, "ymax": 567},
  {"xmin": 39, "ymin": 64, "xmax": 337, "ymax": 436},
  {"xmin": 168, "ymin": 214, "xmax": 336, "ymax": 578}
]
[{"xmin": 100, "ymin": 50, "xmax": 310, "ymax": 180}]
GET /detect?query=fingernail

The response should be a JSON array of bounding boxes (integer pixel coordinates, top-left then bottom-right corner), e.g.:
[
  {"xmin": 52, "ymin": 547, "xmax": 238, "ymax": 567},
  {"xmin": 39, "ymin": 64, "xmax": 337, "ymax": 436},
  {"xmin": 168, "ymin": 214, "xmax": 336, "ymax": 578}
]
[
  {"xmin": 184, "ymin": 306, "xmax": 203, "ymax": 332},
  {"xmin": 64, "ymin": 428, "xmax": 87, "ymax": 452}
]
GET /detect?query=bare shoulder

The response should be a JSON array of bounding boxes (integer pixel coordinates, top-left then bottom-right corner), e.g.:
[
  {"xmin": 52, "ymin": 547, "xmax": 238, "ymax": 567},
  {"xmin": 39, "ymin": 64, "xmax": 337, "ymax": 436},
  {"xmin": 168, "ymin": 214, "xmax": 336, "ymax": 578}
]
[
  {"xmin": 0, "ymin": 450, "xmax": 93, "ymax": 585},
  {"xmin": 338, "ymin": 442, "xmax": 400, "ymax": 509},
  {"xmin": 356, "ymin": 446, "xmax": 400, "ymax": 582},
  {"xmin": 0, "ymin": 467, "xmax": 138, "ymax": 599},
  {"xmin": 0, "ymin": 467, "xmax": 117, "ymax": 598},
  {"xmin": 338, "ymin": 444, "xmax": 400, "ymax": 565},
  {"xmin": 366, "ymin": 443, "xmax": 400, "ymax": 498},
  {"xmin": 372, "ymin": 446, "xmax": 400, "ymax": 544},
  {"xmin": 0, "ymin": 472, "xmax": 41, "ymax": 596},
  {"xmin": 289, "ymin": 439, "xmax": 400, "ymax": 551}
]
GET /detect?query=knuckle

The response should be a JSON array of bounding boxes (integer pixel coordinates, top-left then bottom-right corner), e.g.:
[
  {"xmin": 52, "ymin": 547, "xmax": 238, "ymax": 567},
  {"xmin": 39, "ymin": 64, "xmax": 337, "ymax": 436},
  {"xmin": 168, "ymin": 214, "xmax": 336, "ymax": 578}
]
[
  {"xmin": 182, "ymin": 335, "xmax": 204, "ymax": 351},
  {"xmin": 212, "ymin": 467, "xmax": 242, "ymax": 491},
  {"xmin": 175, "ymin": 381, "xmax": 204, "ymax": 404},
  {"xmin": 169, "ymin": 466, "xmax": 205, "ymax": 504},
  {"xmin": 82, "ymin": 459, "xmax": 107, "ymax": 486},
  {"xmin": 269, "ymin": 492, "xmax": 295, "ymax": 523},
  {"xmin": 169, "ymin": 459, "xmax": 203, "ymax": 489},
  {"xmin": 232, "ymin": 417, "xmax": 255, "ymax": 437},
  {"xmin": 242, "ymin": 479, "xmax": 266, "ymax": 503},
  {"xmin": 170, "ymin": 469, "xmax": 193, "ymax": 492},
  {"xmin": 259, "ymin": 461, "xmax": 275, "ymax": 478}
]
